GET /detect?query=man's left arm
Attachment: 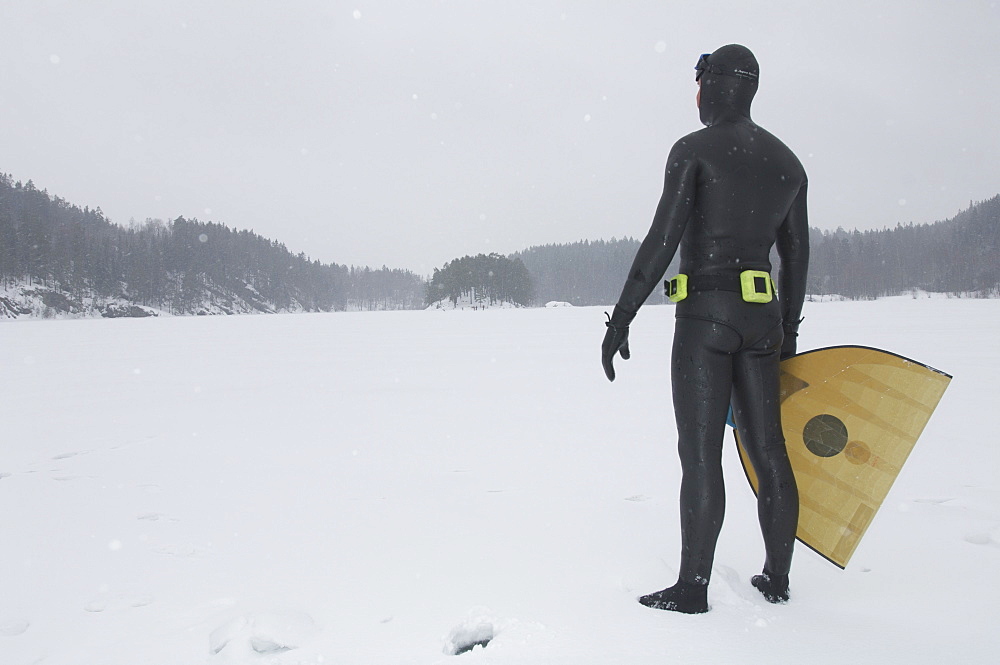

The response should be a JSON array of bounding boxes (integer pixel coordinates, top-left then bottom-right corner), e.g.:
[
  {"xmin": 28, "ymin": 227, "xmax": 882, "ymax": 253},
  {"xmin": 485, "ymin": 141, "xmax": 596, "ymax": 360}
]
[
  {"xmin": 603, "ymin": 140, "xmax": 698, "ymax": 381},
  {"xmin": 616, "ymin": 141, "xmax": 699, "ymax": 315}
]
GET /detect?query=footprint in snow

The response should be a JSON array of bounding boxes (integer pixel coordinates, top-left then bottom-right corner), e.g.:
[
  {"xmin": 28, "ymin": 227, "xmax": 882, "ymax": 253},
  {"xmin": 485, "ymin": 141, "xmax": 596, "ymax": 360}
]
[
  {"xmin": 152, "ymin": 543, "xmax": 207, "ymax": 557},
  {"xmin": 963, "ymin": 532, "xmax": 995, "ymax": 546},
  {"xmin": 84, "ymin": 594, "xmax": 154, "ymax": 613},
  {"xmin": 912, "ymin": 497, "xmax": 956, "ymax": 505},
  {"xmin": 52, "ymin": 451, "xmax": 86, "ymax": 460},
  {"xmin": 0, "ymin": 619, "xmax": 30, "ymax": 637},
  {"xmin": 210, "ymin": 611, "xmax": 318, "ymax": 658},
  {"xmin": 137, "ymin": 512, "xmax": 179, "ymax": 523},
  {"xmin": 713, "ymin": 564, "xmax": 758, "ymax": 605}
]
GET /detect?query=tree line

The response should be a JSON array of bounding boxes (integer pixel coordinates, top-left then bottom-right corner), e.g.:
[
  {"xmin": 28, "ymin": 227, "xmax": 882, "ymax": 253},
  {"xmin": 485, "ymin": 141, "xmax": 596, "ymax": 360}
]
[
  {"xmin": 2, "ymin": 170, "xmax": 995, "ymax": 317},
  {"xmin": 804, "ymin": 195, "xmax": 1000, "ymax": 298},
  {"xmin": 0, "ymin": 174, "xmax": 425, "ymax": 313},
  {"xmin": 514, "ymin": 195, "xmax": 1000, "ymax": 304}
]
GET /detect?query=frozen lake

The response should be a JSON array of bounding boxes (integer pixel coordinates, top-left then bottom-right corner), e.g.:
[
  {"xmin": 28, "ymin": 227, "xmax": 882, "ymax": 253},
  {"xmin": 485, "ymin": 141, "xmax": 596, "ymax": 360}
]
[{"xmin": 2, "ymin": 297, "xmax": 998, "ymax": 664}]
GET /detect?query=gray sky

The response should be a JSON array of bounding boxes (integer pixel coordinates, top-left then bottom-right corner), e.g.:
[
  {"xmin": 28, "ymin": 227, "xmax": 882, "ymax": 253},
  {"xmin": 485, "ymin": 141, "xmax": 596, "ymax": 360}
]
[{"xmin": 2, "ymin": 1, "xmax": 997, "ymax": 274}]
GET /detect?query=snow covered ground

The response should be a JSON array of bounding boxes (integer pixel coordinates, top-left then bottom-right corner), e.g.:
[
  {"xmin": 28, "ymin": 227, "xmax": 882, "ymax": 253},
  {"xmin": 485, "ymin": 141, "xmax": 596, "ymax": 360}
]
[{"xmin": 2, "ymin": 297, "xmax": 998, "ymax": 664}]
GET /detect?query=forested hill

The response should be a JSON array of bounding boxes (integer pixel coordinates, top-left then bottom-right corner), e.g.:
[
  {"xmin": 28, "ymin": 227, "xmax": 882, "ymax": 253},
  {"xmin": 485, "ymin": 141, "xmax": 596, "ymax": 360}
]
[
  {"xmin": 515, "ymin": 195, "xmax": 1000, "ymax": 305},
  {"xmin": 0, "ymin": 174, "xmax": 424, "ymax": 317},
  {"xmin": 807, "ymin": 195, "xmax": 1000, "ymax": 298}
]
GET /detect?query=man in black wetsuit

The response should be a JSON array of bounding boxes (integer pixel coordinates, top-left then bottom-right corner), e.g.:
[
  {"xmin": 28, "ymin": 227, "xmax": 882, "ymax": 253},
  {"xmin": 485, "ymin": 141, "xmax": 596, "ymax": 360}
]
[{"xmin": 601, "ymin": 44, "xmax": 809, "ymax": 613}]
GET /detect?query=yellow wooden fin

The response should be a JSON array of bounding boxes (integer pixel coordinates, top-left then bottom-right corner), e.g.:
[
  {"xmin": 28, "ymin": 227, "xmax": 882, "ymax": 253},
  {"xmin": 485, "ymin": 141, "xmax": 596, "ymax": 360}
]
[{"xmin": 735, "ymin": 345, "xmax": 951, "ymax": 568}]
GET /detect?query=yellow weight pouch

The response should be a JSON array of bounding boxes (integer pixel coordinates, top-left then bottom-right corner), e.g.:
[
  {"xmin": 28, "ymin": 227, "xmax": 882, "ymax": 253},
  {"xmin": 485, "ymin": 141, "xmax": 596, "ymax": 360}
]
[
  {"xmin": 665, "ymin": 274, "xmax": 688, "ymax": 302},
  {"xmin": 740, "ymin": 269, "xmax": 773, "ymax": 303}
]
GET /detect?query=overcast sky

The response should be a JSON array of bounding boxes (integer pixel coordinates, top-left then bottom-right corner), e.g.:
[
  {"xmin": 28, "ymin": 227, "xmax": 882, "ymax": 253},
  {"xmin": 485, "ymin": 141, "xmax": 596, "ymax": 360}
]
[{"xmin": 2, "ymin": 1, "xmax": 997, "ymax": 274}]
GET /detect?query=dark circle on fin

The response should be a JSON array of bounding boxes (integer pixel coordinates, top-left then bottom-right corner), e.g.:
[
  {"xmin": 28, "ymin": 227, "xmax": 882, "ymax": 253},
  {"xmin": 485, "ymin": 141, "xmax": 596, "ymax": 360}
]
[{"xmin": 803, "ymin": 414, "xmax": 848, "ymax": 457}]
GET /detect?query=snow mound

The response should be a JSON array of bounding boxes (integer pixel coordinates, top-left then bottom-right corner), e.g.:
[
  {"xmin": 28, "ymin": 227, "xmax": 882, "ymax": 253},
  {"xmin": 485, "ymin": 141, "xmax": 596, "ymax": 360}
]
[
  {"xmin": 545, "ymin": 301, "xmax": 573, "ymax": 307},
  {"xmin": 209, "ymin": 610, "xmax": 318, "ymax": 660},
  {"xmin": 442, "ymin": 612, "xmax": 552, "ymax": 656},
  {"xmin": 443, "ymin": 612, "xmax": 496, "ymax": 655}
]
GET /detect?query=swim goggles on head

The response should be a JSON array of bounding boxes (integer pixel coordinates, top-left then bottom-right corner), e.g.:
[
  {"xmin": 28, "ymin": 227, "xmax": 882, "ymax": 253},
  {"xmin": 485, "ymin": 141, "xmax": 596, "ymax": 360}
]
[{"xmin": 695, "ymin": 53, "xmax": 759, "ymax": 82}]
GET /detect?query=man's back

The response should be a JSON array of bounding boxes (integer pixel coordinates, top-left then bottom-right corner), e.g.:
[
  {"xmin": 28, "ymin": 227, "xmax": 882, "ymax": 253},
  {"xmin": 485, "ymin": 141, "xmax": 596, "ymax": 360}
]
[{"xmin": 679, "ymin": 120, "xmax": 807, "ymax": 278}]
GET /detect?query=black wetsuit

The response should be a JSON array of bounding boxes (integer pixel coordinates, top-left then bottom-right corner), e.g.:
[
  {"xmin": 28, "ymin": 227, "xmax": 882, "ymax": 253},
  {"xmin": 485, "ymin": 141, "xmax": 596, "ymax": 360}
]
[{"xmin": 604, "ymin": 45, "xmax": 809, "ymax": 611}]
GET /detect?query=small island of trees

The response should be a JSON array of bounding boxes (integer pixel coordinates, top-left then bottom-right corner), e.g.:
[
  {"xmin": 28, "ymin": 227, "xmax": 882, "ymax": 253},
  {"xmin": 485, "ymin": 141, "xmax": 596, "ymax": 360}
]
[{"xmin": 425, "ymin": 253, "xmax": 534, "ymax": 307}]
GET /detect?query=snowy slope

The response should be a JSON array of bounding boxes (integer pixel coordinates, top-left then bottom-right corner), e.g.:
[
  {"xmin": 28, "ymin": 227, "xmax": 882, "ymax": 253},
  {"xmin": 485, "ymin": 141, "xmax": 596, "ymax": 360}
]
[{"xmin": 2, "ymin": 298, "xmax": 998, "ymax": 664}]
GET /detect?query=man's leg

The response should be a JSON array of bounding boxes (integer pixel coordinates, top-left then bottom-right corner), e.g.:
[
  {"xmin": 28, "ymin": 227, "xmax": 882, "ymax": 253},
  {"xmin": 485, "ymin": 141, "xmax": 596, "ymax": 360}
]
[
  {"xmin": 640, "ymin": 317, "xmax": 739, "ymax": 613},
  {"xmin": 731, "ymin": 325, "xmax": 798, "ymax": 601}
]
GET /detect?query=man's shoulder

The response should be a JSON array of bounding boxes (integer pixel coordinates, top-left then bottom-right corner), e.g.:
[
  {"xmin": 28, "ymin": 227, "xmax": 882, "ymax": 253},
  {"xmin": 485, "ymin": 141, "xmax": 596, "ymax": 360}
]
[
  {"xmin": 668, "ymin": 129, "xmax": 709, "ymax": 158},
  {"xmin": 752, "ymin": 126, "xmax": 806, "ymax": 168},
  {"xmin": 675, "ymin": 126, "xmax": 711, "ymax": 145}
]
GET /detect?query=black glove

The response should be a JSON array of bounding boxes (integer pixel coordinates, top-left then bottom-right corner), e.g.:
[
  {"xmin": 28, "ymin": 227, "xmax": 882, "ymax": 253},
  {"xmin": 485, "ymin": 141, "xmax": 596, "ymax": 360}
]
[
  {"xmin": 780, "ymin": 317, "xmax": 803, "ymax": 360},
  {"xmin": 602, "ymin": 305, "xmax": 635, "ymax": 381}
]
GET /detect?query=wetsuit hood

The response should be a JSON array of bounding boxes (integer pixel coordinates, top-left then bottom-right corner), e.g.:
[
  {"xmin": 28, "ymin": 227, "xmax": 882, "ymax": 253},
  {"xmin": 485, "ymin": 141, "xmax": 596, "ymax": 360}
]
[{"xmin": 698, "ymin": 44, "xmax": 759, "ymax": 127}]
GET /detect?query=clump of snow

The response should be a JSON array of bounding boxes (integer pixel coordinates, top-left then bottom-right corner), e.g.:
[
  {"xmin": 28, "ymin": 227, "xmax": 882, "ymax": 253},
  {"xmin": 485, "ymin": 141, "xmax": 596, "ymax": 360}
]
[
  {"xmin": 545, "ymin": 301, "xmax": 573, "ymax": 307},
  {"xmin": 443, "ymin": 612, "xmax": 496, "ymax": 655}
]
